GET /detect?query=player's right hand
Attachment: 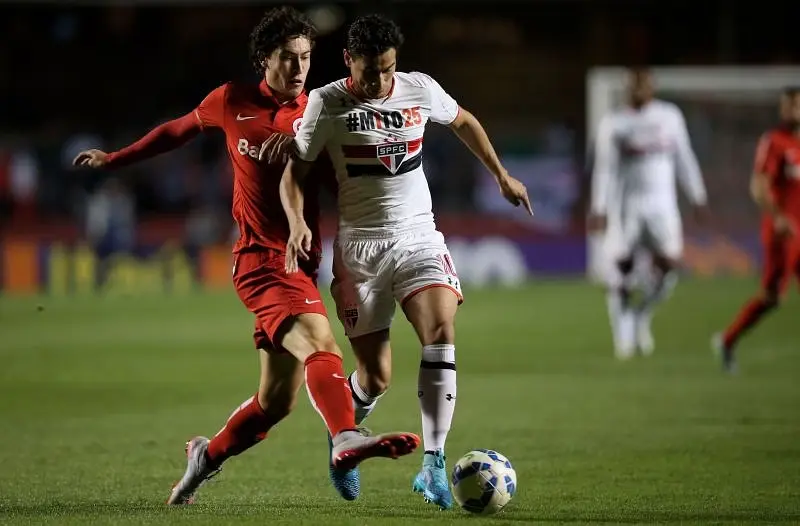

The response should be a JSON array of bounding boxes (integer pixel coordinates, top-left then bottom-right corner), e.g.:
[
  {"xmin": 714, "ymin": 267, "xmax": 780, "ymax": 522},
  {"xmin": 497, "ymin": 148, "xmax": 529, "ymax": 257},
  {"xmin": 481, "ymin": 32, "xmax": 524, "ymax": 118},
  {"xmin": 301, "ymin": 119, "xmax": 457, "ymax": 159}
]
[
  {"xmin": 72, "ymin": 149, "xmax": 108, "ymax": 169},
  {"xmin": 587, "ymin": 213, "xmax": 607, "ymax": 233},
  {"xmin": 259, "ymin": 133, "xmax": 294, "ymax": 165},
  {"xmin": 285, "ymin": 221, "xmax": 313, "ymax": 274}
]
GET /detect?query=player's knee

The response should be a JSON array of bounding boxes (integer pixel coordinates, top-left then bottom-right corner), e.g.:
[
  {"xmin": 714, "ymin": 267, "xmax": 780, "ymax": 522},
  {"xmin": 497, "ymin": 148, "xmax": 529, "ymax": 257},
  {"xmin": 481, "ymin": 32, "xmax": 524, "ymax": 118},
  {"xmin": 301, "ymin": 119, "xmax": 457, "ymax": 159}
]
[
  {"xmin": 418, "ymin": 319, "xmax": 456, "ymax": 346},
  {"xmin": 310, "ymin": 332, "xmax": 341, "ymax": 357},
  {"xmin": 282, "ymin": 314, "xmax": 342, "ymax": 359}
]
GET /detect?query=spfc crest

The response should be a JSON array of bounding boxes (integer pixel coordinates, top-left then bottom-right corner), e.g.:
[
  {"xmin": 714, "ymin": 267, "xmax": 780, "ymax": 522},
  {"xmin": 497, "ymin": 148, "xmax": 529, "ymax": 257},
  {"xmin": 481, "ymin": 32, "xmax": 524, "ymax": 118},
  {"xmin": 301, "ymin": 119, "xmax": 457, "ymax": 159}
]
[
  {"xmin": 376, "ymin": 142, "xmax": 408, "ymax": 174},
  {"xmin": 344, "ymin": 306, "xmax": 359, "ymax": 330}
]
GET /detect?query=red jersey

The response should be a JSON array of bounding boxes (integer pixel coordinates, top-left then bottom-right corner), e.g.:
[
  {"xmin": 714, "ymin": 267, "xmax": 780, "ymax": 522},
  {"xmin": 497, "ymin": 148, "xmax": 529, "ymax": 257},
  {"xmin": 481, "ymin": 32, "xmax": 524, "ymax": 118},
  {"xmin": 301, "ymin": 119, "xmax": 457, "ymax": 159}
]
[
  {"xmin": 754, "ymin": 126, "xmax": 800, "ymax": 222},
  {"xmin": 106, "ymin": 80, "xmax": 330, "ymax": 256}
]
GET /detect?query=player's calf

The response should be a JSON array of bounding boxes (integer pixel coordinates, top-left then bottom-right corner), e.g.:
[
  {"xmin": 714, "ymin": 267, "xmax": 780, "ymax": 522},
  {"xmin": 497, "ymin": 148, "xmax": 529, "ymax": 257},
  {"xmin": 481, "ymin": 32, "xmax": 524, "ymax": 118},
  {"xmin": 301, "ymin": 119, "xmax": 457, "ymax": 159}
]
[
  {"xmin": 403, "ymin": 288, "xmax": 458, "ymax": 454},
  {"xmin": 348, "ymin": 329, "xmax": 392, "ymax": 425},
  {"xmin": 167, "ymin": 352, "xmax": 303, "ymax": 505},
  {"xmin": 326, "ymin": 332, "xmax": 391, "ymax": 501},
  {"xmin": 608, "ymin": 258, "xmax": 636, "ymax": 358}
]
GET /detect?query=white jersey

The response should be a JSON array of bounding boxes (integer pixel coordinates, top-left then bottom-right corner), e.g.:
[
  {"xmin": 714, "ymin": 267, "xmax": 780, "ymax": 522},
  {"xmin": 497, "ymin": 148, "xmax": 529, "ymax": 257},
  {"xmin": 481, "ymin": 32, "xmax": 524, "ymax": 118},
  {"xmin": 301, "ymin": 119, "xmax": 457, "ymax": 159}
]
[
  {"xmin": 590, "ymin": 99, "xmax": 707, "ymax": 216},
  {"xmin": 293, "ymin": 72, "xmax": 459, "ymax": 233}
]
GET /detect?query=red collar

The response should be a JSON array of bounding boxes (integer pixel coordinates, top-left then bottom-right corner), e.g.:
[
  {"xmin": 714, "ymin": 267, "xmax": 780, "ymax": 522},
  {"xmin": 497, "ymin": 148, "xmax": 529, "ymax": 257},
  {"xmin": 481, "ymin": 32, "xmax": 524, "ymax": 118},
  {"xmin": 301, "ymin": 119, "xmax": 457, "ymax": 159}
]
[
  {"xmin": 259, "ymin": 80, "xmax": 306, "ymax": 108},
  {"xmin": 346, "ymin": 76, "xmax": 395, "ymax": 102}
]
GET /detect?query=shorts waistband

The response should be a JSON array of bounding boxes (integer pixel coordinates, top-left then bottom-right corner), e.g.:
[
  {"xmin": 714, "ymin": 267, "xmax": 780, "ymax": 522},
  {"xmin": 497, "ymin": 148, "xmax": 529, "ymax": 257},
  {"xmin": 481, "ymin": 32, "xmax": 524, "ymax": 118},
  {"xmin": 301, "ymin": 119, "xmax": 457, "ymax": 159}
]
[{"xmin": 338, "ymin": 222, "xmax": 435, "ymax": 240}]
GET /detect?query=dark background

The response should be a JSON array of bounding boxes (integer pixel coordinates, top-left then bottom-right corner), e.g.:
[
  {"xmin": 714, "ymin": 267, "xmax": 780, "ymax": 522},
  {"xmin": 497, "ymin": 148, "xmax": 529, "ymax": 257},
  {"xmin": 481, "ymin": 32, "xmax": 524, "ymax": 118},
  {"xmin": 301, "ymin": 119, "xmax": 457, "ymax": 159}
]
[{"xmin": 0, "ymin": 0, "xmax": 795, "ymax": 240}]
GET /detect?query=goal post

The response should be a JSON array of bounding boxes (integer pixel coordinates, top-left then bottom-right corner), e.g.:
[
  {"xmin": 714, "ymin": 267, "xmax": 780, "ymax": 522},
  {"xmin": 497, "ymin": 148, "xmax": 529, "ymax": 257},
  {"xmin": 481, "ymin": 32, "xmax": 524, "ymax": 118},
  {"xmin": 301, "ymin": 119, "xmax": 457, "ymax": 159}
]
[{"xmin": 584, "ymin": 66, "xmax": 800, "ymax": 283}]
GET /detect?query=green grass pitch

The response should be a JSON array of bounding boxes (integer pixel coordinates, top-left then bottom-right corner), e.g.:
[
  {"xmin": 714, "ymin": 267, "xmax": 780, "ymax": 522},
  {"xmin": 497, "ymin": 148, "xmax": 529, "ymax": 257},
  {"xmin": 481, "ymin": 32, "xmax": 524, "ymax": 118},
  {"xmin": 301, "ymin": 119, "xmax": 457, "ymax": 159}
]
[{"xmin": 0, "ymin": 278, "xmax": 797, "ymax": 525}]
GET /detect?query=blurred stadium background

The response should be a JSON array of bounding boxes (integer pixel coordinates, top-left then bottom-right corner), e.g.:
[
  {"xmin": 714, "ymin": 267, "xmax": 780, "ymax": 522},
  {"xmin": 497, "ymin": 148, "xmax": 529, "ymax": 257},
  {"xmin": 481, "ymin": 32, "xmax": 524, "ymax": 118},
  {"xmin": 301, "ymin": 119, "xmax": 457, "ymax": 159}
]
[
  {"xmin": 1, "ymin": 0, "xmax": 798, "ymax": 292},
  {"xmin": 1, "ymin": 1, "xmax": 798, "ymax": 524}
]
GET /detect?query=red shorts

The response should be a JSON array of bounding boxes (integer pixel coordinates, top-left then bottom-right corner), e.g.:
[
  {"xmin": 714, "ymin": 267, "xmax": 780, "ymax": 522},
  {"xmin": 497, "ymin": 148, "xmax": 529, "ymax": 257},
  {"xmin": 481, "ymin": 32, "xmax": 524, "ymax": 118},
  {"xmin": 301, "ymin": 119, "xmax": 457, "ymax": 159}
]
[
  {"xmin": 760, "ymin": 221, "xmax": 800, "ymax": 295},
  {"xmin": 232, "ymin": 249, "xmax": 328, "ymax": 351}
]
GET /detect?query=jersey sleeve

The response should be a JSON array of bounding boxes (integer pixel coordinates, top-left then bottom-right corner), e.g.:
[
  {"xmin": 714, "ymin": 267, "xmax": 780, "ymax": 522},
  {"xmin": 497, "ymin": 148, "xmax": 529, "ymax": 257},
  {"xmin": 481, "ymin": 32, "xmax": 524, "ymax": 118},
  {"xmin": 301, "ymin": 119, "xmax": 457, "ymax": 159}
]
[
  {"xmin": 590, "ymin": 114, "xmax": 618, "ymax": 215},
  {"xmin": 194, "ymin": 84, "xmax": 228, "ymax": 130},
  {"xmin": 672, "ymin": 108, "xmax": 707, "ymax": 205},
  {"xmin": 417, "ymin": 73, "xmax": 459, "ymax": 125},
  {"xmin": 293, "ymin": 89, "xmax": 333, "ymax": 162},
  {"xmin": 753, "ymin": 132, "xmax": 781, "ymax": 180},
  {"xmin": 104, "ymin": 112, "xmax": 202, "ymax": 169}
]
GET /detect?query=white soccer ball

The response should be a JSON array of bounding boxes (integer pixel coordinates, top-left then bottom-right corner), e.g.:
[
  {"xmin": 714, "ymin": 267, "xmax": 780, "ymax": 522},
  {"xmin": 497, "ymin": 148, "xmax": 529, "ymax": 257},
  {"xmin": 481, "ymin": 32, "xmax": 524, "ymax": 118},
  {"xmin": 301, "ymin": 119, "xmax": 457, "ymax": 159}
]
[{"xmin": 451, "ymin": 449, "xmax": 517, "ymax": 514}]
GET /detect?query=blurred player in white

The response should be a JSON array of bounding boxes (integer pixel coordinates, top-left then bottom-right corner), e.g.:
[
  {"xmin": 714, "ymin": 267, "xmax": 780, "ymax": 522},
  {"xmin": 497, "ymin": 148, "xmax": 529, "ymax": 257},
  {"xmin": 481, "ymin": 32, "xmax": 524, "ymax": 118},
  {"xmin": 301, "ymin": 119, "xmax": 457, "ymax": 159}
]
[
  {"xmin": 280, "ymin": 14, "xmax": 531, "ymax": 509},
  {"xmin": 588, "ymin": 68, "xmax": 709, "ymax": 359}
]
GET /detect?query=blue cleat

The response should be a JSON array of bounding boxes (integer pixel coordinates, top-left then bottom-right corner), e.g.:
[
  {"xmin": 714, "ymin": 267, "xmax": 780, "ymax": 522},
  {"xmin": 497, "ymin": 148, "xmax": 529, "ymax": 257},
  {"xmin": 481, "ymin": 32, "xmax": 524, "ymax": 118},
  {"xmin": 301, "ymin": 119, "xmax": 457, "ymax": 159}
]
[
  {"xmin": 328, "ymin": 432, "xmax": 360, "ymax": 500},
  {"xmin": 412, "ymin": 449, "xmax": 452, "ymax": 510}
]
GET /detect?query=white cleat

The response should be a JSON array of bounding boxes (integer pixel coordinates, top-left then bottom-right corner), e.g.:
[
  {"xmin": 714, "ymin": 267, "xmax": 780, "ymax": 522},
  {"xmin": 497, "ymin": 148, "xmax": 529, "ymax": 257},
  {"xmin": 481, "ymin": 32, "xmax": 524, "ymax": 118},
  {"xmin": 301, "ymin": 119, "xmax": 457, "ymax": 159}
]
[
  {"xmin": 636, "ymin": 313, "xmax": 655, "ymax": 356},
  {"xmin": 330, "ymin": 429, "xmax": 420, "ymax": 471},
  {"xmin": 614, "ymin": 310, "xmax": 637, "ymax": 360},
  {"xmin": 166, "ymin": 436, "xmax": 221, "ymax": 505}
]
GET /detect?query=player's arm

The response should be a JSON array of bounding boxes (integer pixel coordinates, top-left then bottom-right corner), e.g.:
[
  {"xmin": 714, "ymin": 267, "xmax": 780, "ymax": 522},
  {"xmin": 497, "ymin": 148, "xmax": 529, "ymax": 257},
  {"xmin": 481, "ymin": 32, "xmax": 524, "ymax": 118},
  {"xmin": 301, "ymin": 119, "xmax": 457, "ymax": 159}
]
[
  {"xmin": 447, "ymin": 108, "xmax": 532, "ymax": 215},
  {"xmin": 588, "ymin": 115, "xmax": 618, "ymax": 231},
  {"xmin": 750, "ymin": 133, "xmax": 780, "ymax": 214},
  {"xmin": 73, "ymin": 85, "xmax": 226, "ymax": 170},
  {"xmin": 672, "ymin": 110, "xmax": 709, "ymax": 211},
  {"xmin": 750, "ymin": 173, "xmax": 777, "ymax": 213},
  {"xmin": 415, "ymin": 72, "xmax": 530, "ymax": 214},
  {"xmin": 750, "ymin": 133, "xmax": 793, "ymax": 234},
  {"xmin": 280, "ymin": 89, "xmax": 332, "ymax": 272}
]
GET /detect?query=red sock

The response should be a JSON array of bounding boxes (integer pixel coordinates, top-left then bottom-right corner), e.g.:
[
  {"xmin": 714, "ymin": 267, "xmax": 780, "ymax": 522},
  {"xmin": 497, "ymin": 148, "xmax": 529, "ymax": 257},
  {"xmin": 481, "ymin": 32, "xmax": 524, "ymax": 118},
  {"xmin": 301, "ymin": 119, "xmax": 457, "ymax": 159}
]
[
  {"xmin": 206, "ymin": 394, "xmax": 276, "ymax": 466},
  {"xmin": 723, "ymin": 297, "xmax": 776, "ymax": 348},
  {"xmin": 304, "ymin": 352, "xmax": 356, "ymax": 437}
]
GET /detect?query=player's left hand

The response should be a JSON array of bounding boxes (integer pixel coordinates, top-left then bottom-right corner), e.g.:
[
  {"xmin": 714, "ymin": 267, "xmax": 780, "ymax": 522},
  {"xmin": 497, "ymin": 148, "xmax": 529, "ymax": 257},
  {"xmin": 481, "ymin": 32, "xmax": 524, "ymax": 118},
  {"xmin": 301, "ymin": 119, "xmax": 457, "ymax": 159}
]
[
  {"xmin": 774, "ymin": 214, "xmax": 797, "ymax": 238},
  {"xmin": 72, "ymin": 149, "xmax": 108, "ymax": 169},
  {"xmin": 498, "ymin": 174, "xmax": 533, "ymax": 216},
  {"xmin": 258, "ymin": 133, "xmax": 294, "ymax": 165},
  {"xmin": 285, "ymin": 221, "xmax": 313, "ymax": 274}
]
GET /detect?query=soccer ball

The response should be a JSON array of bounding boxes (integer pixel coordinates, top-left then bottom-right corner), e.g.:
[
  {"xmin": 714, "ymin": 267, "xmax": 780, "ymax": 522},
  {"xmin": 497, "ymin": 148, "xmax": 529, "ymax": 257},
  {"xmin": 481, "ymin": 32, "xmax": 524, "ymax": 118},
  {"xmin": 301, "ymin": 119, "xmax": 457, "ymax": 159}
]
[{"xmin": 451, "ymin": 449, "xmax": 517, "ymax": 514}]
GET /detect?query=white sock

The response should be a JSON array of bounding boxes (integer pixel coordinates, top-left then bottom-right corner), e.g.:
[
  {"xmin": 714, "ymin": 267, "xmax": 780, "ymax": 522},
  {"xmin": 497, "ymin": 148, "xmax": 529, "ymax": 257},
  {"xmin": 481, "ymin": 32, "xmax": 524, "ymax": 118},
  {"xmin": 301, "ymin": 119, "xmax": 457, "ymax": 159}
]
[
  {"xmin": 418, "ymin": 344, "xmax": 457, "ymax": 453},
  {"xmin": 607, "ymin": 286, "xmax": 637, "ymax": 356},
  {"xmin": 638, "ymin": 271, "xmax": 678, "ymax": 317},
  {"xmin": 606, "ymin": 288, "xmax": 629, "ymax": 343},
  {"xmin": 348, "ymin": 371, "xmax": 381, "ymax": 426},
  {"xmin": 606, "ymin": 289, "xmax": 623, "ymax": 336}
]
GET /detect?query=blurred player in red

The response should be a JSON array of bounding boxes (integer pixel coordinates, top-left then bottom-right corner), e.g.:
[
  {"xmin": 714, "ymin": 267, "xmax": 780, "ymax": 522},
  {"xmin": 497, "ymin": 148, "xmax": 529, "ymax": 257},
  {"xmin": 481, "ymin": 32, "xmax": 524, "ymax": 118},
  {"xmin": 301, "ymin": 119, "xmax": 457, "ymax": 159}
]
[
  {"xmin": 73, "ymin": 6, "xmax": 418, "ymax": 505},
  {"xmin": 713, "ymin": 87, "xmax": 800, "ymax": 372}
]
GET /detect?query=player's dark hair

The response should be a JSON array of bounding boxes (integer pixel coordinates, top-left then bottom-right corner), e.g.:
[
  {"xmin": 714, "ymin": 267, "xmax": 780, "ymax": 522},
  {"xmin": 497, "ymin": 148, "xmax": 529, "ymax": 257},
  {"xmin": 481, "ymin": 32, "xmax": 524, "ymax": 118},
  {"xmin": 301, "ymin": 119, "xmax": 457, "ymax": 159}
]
[
  {"xmin": 782, "ymin": 86, "xmax": 800, "ymax": 98},
  {"xmin": 628, "ymin": 66, "xmax": 652, "ymax": 79},
  {"xmin": 346, "ymin": 14, "xmax": 404, "ymax": 58},
  {"xmin": 249, "ymin": 6, "xmax": 316, "ymax": 75}
]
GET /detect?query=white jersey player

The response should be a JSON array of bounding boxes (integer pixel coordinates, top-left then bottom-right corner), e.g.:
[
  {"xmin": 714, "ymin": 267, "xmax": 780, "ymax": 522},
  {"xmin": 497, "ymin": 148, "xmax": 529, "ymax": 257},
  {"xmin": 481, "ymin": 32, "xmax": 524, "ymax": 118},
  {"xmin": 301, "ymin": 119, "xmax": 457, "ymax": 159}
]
[
  {"xmin": 588, "ymin": 68, "xmax": 709, "ymax": 359},
  {"xmin": 280, "ymin": 15, "xmax": 531, "ymax": 509}
]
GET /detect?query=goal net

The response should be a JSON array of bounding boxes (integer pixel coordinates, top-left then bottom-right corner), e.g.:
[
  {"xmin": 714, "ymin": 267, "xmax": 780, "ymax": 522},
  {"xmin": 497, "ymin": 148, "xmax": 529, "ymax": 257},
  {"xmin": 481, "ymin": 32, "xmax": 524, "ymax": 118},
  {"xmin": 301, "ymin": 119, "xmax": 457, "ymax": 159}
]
[{"xmin": 585, "ymin": 66, "xmax": 800, "ymax": 283}]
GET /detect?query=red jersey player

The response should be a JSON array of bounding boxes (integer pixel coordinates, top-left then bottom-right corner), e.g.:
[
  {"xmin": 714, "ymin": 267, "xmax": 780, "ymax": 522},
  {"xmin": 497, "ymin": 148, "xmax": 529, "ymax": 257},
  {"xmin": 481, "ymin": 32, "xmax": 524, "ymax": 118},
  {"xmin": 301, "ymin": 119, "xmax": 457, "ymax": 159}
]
[
  {"xmin": 714, "ymin": 87, "xmax": 800, "ymax": 372},
  {"xmin": 73, "ymin": 7, "xmax": 418, "ymax": 505}
]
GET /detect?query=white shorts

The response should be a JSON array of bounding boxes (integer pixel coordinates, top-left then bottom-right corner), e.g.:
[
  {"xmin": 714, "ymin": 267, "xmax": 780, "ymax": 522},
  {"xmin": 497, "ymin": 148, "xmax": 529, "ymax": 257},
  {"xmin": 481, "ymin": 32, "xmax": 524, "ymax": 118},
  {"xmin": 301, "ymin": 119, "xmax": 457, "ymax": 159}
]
[
  {"xmin": 331, "ymin": 227, "xmax": 463, "ymax": 338},
  {"xmin": 616, "ymin": 205, "xmax": 683, "ymax": 261},
  {"xmin": 590, "ymin": 205, "xmax": 679, "ymax": 288}
]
